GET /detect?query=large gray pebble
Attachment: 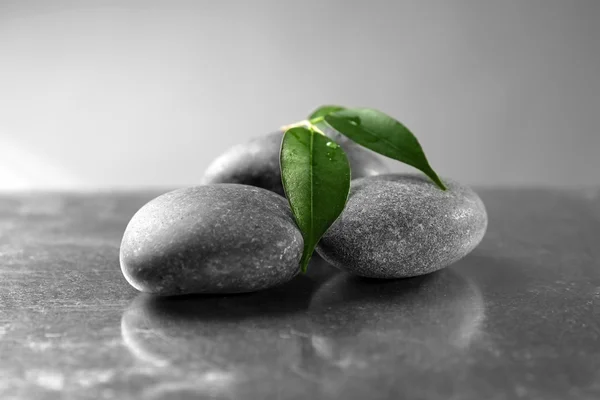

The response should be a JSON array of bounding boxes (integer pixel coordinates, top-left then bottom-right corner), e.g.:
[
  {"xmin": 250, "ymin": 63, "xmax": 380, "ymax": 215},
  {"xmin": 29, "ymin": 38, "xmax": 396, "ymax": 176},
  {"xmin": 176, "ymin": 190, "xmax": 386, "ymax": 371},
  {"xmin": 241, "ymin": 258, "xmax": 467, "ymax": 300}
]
[
  {"xmin": 120, "ymin": 184, "xmax": 303, "ymax": 295},
  {"xmin": 316, "ymin": 174, "xmax": 487, "ymax": 278},
  {"xmin": 202, "ymin": 130, "xmax": 389, "ymax": 196}
]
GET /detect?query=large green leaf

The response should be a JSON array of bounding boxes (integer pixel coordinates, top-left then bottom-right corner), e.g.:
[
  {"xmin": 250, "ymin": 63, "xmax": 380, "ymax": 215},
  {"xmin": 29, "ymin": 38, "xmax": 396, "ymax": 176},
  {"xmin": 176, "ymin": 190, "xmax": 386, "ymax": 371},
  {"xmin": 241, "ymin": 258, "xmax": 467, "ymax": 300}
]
[
  {"xmin": 308, "ymin": 105, "xmax": 346, "ymax": 121},
  {"xmin": 280, "ymin": 126, "xmax": 351, "ymax": 272},
  {"xmin": 324, "ymin": 108, "xmax": 446, "ymax": 190}
]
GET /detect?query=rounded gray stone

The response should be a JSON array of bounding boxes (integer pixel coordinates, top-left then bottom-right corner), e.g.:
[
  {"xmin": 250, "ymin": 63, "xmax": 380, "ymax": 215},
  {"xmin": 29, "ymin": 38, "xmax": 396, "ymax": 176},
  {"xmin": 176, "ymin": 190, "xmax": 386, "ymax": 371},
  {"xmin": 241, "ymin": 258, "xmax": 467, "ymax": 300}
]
[
  {"xmin": 316, "ymin": 174, "xmax": 488, "ymax": 278},
  {"xmin": 201, "ymin": 130, "xmax": 389, "ymax": 196},
  {"xmin": 120, "ymin": 184, "xmax": 303, "ymax": 295}
]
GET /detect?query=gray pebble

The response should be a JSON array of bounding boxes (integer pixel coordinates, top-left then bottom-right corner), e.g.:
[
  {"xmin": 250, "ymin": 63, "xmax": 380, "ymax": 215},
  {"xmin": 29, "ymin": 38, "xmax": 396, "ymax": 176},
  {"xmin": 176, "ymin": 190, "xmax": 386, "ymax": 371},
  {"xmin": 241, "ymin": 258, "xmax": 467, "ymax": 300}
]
[
  {"xmin": 316, "ymin": 174, "xmax": 488, "ymax": 278},
  {"xmin": 202, "ymin": 130, "xmax": 389, "ymax": 196},
  {"xmin": 120, "ymin": 184, "xmax": 303, "ymax": 295}
]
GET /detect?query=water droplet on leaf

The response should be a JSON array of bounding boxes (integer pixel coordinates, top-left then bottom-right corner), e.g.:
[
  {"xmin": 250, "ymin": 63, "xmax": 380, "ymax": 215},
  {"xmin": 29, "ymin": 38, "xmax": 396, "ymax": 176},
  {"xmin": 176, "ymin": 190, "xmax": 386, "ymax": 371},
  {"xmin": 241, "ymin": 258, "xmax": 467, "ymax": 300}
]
[{"xmin": 326, "ymin": 141, "xmax": 339, "ymax": 149}]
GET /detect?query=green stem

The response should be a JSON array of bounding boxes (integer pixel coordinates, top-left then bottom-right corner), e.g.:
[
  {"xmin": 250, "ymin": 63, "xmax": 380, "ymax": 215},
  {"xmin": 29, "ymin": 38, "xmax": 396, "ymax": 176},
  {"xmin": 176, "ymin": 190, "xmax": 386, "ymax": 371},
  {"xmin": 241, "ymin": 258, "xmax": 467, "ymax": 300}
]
[
  {"xmin": 283, "ymin": 118, "xmax": 326, "ymax": 136},
  {"xmin": 309, "ymin": 116, "xmax": 324, "ymax": 125}
]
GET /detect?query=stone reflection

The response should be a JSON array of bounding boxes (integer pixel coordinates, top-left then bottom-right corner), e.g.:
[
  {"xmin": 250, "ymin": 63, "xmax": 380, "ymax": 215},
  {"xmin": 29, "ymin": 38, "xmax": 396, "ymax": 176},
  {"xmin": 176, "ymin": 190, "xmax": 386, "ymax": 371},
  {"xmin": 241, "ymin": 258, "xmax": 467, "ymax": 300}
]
[
  {"xmin": 304, "ymin": 268, "xmax": 485, "ymax": 374},
  {"xmin": 119, "ymin": 261, "xmax": 485, "ymax": 398},
  {"xmin": 120, "ymin": 272, "xmax": 321, "ymax": 399}
]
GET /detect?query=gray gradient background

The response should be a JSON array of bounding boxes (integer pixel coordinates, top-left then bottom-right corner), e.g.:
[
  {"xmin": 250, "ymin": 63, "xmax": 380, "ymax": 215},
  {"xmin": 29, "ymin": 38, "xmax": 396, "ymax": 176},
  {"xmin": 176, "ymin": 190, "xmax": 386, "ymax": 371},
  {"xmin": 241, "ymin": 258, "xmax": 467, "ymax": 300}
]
[{"xmin": 1, "ymin": 0, "xmax": 598, "ymax": 190}]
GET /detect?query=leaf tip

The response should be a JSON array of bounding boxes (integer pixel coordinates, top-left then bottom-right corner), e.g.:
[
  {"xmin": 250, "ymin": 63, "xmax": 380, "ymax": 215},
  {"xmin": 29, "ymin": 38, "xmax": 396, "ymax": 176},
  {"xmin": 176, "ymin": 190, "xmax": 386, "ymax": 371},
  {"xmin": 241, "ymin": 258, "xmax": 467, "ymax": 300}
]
[
  {"xmin": 435, "ymin": 178, "xmax": 448, "ymax": 191},
  {"xmin": 422, "ymin": 165, "xmax": 447, "ymax": 191},
  {"xmin": 299, "ymin": 254, "xmax": 311, "ymax": 274}
]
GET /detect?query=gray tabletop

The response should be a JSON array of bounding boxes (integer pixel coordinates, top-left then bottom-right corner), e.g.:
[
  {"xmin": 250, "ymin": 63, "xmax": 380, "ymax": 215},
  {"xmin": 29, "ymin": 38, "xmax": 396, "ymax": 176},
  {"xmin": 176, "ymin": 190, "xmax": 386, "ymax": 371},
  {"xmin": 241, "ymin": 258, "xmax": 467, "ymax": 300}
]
[{"xmin": 1, "ymin": 188, "xmax": 599, "ymax": 400}]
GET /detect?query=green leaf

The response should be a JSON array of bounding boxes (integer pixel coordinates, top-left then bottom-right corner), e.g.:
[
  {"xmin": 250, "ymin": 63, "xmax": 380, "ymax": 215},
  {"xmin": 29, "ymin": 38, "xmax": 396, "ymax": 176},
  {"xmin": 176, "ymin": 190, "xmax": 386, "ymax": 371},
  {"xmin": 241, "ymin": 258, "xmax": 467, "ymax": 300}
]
[
  {"xmin": 308, "ymin": 105, "xmax": 346, "ymax": 121},
  {"xmin": 324, "ymin": 108, "xmax": 447, "ymax": 190},
  {"xmin": 280, "ymin": 126, "xmax": 351, "ymax": 272}
]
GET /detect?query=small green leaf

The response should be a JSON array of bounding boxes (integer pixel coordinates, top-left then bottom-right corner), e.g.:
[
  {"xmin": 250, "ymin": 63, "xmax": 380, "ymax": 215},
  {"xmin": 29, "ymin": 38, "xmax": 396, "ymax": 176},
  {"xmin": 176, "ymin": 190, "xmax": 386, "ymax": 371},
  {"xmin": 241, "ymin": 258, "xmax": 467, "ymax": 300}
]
[
  {"xmin": 280, "ymin": 126, "xmax": 351, "ymax": 272},
  {"xmin": 308, "ymin": 105, "xmax": 346, "ymax": 121},
  {"xmin": 324, "ymin": 108, "xmax": 446, "ymax": 190}
]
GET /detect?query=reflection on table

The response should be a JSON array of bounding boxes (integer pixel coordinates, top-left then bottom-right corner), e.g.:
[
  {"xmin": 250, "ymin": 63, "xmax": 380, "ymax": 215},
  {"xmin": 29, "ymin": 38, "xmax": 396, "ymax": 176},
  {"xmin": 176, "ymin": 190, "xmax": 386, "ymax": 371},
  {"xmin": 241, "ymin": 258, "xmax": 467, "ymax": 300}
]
[{"xmin": 121, "ymin": 262, "xmax": 484, "ymax": 399}]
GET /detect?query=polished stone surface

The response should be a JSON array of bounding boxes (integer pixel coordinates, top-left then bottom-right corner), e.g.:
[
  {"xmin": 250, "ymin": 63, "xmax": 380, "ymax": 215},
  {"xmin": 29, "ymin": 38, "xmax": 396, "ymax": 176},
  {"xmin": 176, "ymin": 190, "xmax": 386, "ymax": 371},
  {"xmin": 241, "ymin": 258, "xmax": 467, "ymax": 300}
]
[
  {"xmin": 1, "ymin": 188, "xmax": 599, "ymax": 399},
  {"xmin": 201, "ymin": 130, "xmax": 389, "ymax": 197},
  {"xmin": 120, "ymin": 185, "xmax": 302, "ymax": 295},
  {"xmin": 317, "ymin": 174, "xmax": 488, "ymax": 278}
]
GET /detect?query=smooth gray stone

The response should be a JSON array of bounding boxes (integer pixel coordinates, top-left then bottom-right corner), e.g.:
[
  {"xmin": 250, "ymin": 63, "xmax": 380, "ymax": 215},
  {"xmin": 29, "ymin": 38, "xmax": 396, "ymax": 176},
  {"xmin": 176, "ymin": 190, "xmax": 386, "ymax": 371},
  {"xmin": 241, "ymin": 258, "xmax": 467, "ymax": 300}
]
[
  {"xmin": 119, "ymin": 184, "xmax": 303, "ymax": 295},
  {"xmin": 316, "ymin": 174, "xmax": 488, "ymax": 278},
  {"xmin": 201, "ymin": 129, "xmax": 389, "ymax": 196}
]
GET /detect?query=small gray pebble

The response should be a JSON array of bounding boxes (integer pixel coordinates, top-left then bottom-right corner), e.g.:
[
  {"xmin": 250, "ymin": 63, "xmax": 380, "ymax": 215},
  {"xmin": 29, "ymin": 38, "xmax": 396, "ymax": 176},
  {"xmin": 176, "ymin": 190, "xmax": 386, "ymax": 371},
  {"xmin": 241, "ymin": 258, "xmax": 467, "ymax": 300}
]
[
  {"xmin": 316, "ymin": 174, "xmax": 488, "ymax": 278},
  {"xmin": 120, "ymin": 184, "xmax": 303, "ymax": 295},
  {"xmin": 202, "ymin": 130, "xmax": 389, "ymax": 196}
]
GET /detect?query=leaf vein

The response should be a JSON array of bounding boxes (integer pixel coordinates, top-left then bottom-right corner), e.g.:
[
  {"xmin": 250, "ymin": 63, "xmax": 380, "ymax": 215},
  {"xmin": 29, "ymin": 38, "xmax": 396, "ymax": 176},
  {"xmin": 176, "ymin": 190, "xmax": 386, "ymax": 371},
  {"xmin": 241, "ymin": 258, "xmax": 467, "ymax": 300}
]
[
  {"xmin": 349, "ymin": 120, "xmax": 421, "ymax": 166},
  {"xmin": 308, "ymin": 129, "xmax": 314, "ymax": 259}
]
